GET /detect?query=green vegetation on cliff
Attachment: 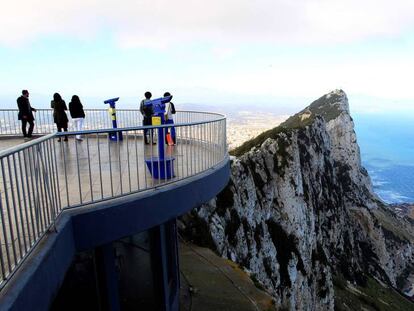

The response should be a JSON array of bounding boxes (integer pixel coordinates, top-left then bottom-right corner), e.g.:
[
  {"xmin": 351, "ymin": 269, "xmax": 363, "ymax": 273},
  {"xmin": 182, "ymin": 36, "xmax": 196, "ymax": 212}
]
[
  {"xmin": 229, "ymin": 126, "xmax": 290, "ymax": 157},
  {"xmin": 334, "ymin": 275, "xmax": 414, "ymax": 311},
  {"xmin": 230, "ymin": 90, "xmax": 346, "ymax": 157}
]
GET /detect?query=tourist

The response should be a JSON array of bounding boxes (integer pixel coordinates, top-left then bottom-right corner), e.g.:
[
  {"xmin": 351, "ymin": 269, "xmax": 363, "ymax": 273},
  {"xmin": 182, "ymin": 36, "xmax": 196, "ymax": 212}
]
[
  {"xmin": 51, "ymin": 93, "xmax": 69, "ymax": 142},
  {"xmin": 140, "ymin": 91, "xmax": 155, "ymax": 144},
  {"xmin": 16, "ymin": 90, "xmax": 37, "ymax": 139},
  {"xmin": 69, "ymin": 95, "xmax": 86, "ymax": 141},
  {"xmin": 164, "ymin": 92, "xmax": 176, "ymax": 145}
]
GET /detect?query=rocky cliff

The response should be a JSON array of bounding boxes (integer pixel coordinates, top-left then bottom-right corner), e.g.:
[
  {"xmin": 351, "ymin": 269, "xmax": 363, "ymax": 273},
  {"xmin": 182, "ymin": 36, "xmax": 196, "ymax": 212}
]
[{"xmin": 181, "ymin": 90, "xmax": 414, "ymax": 310}]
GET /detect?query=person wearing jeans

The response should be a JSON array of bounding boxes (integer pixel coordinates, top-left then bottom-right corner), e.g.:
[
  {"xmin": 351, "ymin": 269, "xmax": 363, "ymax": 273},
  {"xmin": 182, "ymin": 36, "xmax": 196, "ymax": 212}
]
[{"xmin": 69, "ymin": 95, "xmax": 86, "ymax": 141}]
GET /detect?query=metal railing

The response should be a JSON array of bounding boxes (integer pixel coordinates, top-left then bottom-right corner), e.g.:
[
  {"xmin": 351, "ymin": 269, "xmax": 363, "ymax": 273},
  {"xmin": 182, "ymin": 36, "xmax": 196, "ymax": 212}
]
[
  {"xmin": 0, "ymin": 109, "xmax": 223, "ymax": 136},
  {"xmin": 0, "ymin": 110, "xmax": 227, "ymax": 289}
]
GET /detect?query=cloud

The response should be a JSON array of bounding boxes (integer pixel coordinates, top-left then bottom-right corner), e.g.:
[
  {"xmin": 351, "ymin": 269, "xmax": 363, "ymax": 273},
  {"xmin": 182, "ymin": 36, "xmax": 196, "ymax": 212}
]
[
  {"xmin": 2, "ymin": 0, "xmax": 414, "ymax": 47},
  {"xmin": 210, "ymin": 46, "xmax": 235, "ymax": 60}
]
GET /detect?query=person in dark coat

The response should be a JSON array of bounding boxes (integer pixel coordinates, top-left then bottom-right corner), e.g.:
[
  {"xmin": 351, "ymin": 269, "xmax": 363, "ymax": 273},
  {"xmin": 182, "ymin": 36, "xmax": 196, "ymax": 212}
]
[
  {"xmin": 16, "ymin": 89, "xmax": 37, "ymax": 138},
  {"xmin": 69, "ymin": 95, "xmax": 86, "ymax": 141},
  {"xmin": 140, "ymin": 91, "xmax": 155, "ymax": 144},
  {"xmin": 51, "ymin": 93, "xmax": 69, "ymax": 142}
]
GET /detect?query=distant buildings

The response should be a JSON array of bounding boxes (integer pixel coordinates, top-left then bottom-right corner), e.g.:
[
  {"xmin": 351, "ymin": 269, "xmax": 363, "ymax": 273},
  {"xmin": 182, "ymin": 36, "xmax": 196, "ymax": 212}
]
[{"xmin": 227, "ymin": 112, "xmax": 287, "ymax": 150}]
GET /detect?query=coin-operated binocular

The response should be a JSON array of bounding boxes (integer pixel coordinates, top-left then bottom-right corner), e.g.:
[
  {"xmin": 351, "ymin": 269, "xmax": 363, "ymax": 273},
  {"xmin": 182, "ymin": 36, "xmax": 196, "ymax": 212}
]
[
  {"xmin": 143, "ymin": 95, "xmax": 175, "ymax": 179},
  {"xmin": 142, "ymin": 95, "xmax": 172, "ymax": 125},
  {"xmin": 104, "ymin": 97, "xmax": 123, "ymax": 141}
]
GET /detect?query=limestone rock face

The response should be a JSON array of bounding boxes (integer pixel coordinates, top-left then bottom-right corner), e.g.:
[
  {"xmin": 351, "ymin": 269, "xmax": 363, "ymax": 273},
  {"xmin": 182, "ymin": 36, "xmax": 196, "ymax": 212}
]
[{"xmin": 182, "ymin": 90, "xmax": 414, "ymax": 310}]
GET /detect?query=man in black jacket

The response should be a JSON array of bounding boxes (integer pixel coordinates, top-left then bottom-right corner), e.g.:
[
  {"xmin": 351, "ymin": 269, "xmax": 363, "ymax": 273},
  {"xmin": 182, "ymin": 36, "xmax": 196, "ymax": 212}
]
[{"xmin": 17, "ymin": 90, "xmax": 37, "ymax": 138}]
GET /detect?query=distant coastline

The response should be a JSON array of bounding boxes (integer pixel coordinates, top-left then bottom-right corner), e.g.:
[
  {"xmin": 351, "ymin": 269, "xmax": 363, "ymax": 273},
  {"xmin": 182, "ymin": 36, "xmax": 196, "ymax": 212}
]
[{"xmin": 354, "ymin": 113, "xmax": 414, "ymax": 204}]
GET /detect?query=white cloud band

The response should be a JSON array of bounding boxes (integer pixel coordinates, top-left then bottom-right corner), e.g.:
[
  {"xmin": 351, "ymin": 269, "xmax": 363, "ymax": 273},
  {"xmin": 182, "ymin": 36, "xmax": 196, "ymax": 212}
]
[{"xmin": 2, "ymin": 0, "xmax": 414, "ymax": 47}]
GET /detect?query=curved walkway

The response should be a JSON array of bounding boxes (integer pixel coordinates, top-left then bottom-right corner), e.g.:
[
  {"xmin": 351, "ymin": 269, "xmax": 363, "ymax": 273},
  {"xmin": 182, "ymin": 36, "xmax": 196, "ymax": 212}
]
[{"xmin": 0, "ymin": 110, "xmax": 227, "ymax": 290}]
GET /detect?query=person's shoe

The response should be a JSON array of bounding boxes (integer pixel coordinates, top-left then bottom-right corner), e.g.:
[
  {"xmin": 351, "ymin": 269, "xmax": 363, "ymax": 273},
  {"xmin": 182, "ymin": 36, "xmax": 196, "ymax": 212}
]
[
  {"xmin": 152, "ymin": 142, "xmax": 157, "ymax": 145},
  {"xmin": 57, "ymin": 138, "xmax": 62, "ymax": 142},
  {"xmin": 64, "ymin": 138, "xmax": 68, "ymax": 142},
  {"xmin": 76, "ymin": 138, "xmax": 83, "ymax": 141}
]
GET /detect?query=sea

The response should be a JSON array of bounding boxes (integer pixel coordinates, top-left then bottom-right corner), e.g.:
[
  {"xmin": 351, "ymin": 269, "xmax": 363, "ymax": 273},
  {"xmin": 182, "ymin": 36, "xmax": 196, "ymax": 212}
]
[{"xmin": 353, "ymin": 113, "xmax": 414, "ymax": 204}]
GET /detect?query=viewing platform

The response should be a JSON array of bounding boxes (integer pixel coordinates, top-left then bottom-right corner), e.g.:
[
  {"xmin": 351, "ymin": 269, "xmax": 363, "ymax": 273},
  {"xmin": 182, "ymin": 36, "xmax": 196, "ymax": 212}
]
[{"xmin": 0, "ymin": 108, "xmax": 229, "ymax": 310}]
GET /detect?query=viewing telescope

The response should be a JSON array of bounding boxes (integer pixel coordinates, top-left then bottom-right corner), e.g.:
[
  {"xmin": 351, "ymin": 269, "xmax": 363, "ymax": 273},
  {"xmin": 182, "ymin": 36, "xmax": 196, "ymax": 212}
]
[
  {"xmin": 104, "ymin": 97, "xmax": 119, "ymax": 108},
  {"xmin": 104, "ymin": 97, "xmax": 122, "ymax": 141},
  {"xmin": 143, "ymin": 94, "xmax": 175, "ymax": 179},
  {"xmin": 143, "ymin": 95, "xmax": 172, "ymax": 115}
]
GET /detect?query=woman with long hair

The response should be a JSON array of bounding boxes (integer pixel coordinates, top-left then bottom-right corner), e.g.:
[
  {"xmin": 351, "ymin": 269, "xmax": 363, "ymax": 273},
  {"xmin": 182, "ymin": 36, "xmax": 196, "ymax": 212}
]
[
  {"xmin": 69, "ymin": 95, "xmax": 86, "ymax": 141},
  {"xmin": 51, "ymin": 93, "xmax": 69, "ymax": 142}
]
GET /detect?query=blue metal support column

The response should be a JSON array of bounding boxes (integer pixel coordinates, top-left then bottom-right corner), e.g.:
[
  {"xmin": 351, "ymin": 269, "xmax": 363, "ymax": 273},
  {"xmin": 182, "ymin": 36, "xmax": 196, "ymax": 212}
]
[
  {"xmin": 169, "ymin": 220, "xmax": 180, "ymax": 310},
  {"xmin": 150, "ymin": 224, "xmax": 170, "ymax": 311},
  {"xmin": 150, "ymin": 223, "xmax": 178, "ymax": 311},
  {"xmin": 94, "ymin": 243, "xmax": 120, "ymax": 311}
]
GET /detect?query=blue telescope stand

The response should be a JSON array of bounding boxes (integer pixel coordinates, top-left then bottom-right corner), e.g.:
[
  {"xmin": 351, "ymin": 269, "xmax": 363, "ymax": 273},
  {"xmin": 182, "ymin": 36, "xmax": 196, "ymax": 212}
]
[
  {"xmin": 144, "ymin": 95, "xmax": 175, "ymax": 179},
  {"xmin": 104, "ymin": 97, "xmax": 123, "ymax": 141}
]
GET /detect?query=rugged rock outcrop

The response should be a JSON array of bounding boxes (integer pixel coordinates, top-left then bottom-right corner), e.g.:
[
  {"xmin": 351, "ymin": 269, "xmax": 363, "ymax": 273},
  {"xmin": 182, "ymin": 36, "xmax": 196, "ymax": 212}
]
[{"xmin": 181, "ymin": 90, "xmax": 414, "ymax": 310}]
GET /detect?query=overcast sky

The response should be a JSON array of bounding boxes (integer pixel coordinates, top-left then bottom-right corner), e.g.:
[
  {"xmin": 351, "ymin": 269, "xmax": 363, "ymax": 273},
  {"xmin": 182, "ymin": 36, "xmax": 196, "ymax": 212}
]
[{"xmin": 2, "ymin": 0, "xmax": 414, "ymax": 114}]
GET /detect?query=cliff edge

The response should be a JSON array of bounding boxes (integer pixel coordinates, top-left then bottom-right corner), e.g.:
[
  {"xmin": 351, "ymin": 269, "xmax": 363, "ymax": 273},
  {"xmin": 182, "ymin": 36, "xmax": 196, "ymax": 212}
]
[{"xmin": 181, "ymin": 90, "xmax": 414, "ymax": 310}]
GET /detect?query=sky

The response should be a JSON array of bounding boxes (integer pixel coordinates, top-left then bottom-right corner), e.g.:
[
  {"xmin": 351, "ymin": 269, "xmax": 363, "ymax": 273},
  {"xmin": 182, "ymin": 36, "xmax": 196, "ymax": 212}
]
[{"xmin": 2, "ymin": 0, "xmax": 414, "ymax": 114}]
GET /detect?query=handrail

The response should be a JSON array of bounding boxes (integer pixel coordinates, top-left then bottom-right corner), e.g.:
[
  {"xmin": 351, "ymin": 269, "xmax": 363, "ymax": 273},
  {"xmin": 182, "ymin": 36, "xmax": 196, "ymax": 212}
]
[
  {"xmin": 0, "ymin": 110, "xmax": 227, "ymax": 289},
  {"xmin": 0, "ymin": 133, "xmax": 55, "ymax": 158},
  {"xmin": 0, "ymin": 109, "xmax": 224, "ymax": 136}
]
